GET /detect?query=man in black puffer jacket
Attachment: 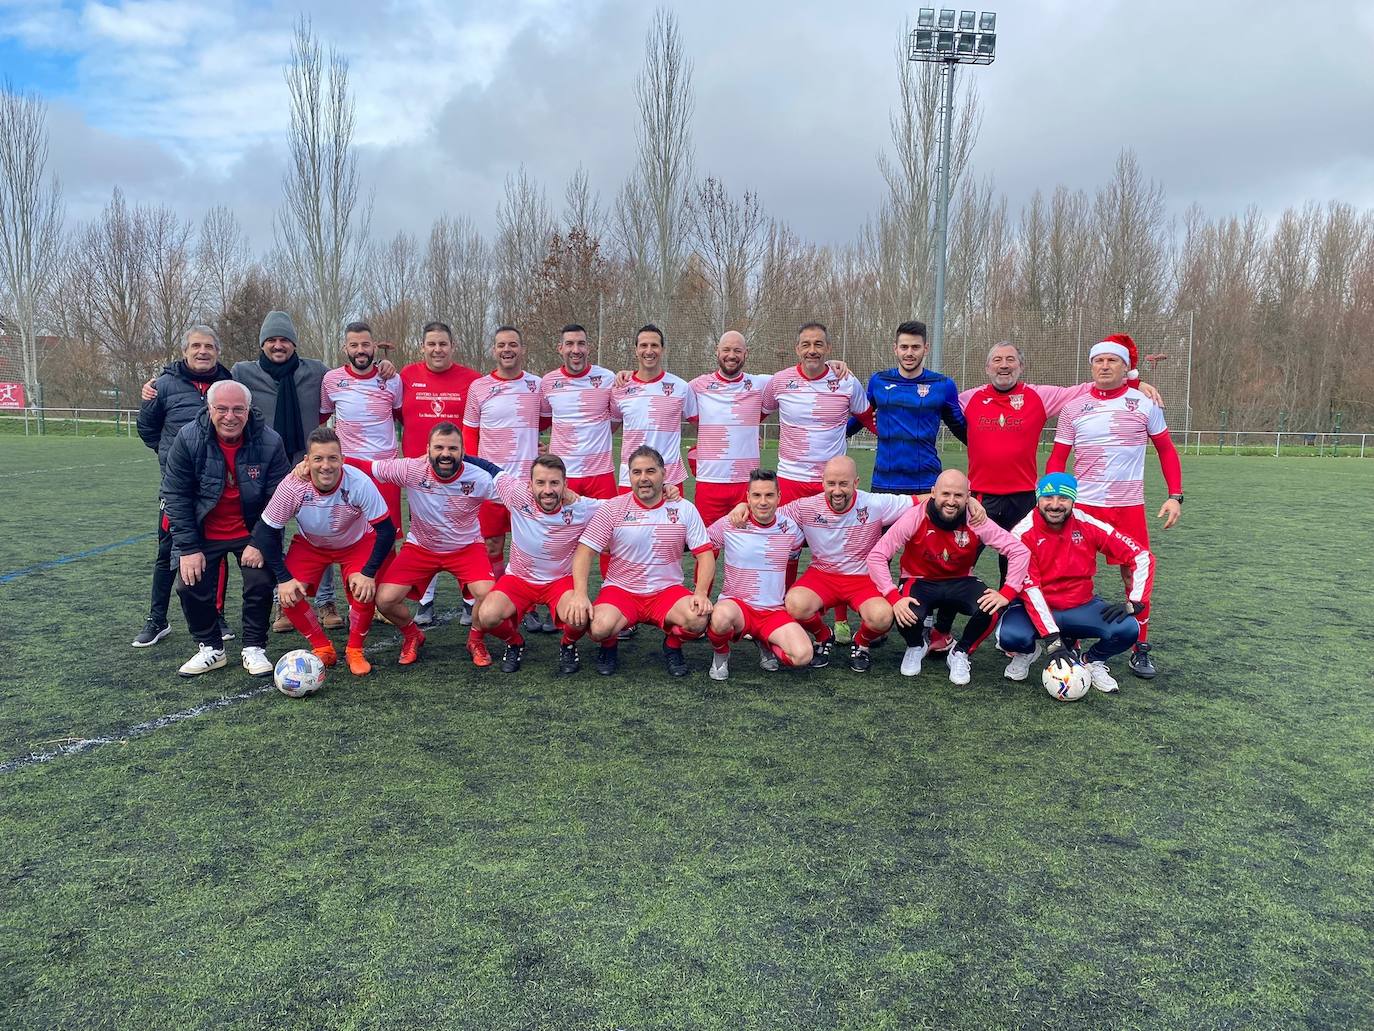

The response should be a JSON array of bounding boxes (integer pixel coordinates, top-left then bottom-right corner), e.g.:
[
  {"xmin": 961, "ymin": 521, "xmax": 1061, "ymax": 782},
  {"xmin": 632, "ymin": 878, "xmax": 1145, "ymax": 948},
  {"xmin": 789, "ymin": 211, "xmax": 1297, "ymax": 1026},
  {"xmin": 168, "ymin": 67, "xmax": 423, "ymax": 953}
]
[
  {"xmin": 133, "ymin": 326, "xmax": 234, "ymax": 648},
  {"xmin": 162, "ymin": 379, "xmax": 289, "ymax": 677}
]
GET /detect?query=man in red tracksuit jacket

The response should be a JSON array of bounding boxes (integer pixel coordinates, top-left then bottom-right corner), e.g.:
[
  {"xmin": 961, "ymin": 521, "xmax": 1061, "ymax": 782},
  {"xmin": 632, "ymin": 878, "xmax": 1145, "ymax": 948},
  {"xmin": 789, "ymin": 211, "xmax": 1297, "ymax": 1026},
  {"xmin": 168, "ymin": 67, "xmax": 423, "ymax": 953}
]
[{"xmin": 997, "ymin": 472, "xmax": 1154, "ymax": 695}]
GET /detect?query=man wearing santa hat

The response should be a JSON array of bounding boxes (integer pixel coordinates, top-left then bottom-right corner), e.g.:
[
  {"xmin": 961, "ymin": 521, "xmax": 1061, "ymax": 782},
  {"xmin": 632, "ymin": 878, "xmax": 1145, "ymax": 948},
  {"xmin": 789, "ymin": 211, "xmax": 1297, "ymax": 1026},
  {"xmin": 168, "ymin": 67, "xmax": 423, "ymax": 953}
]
[{"xmin": 1045, "ymin": 333, "xmax": 1182, "ymax": 679}]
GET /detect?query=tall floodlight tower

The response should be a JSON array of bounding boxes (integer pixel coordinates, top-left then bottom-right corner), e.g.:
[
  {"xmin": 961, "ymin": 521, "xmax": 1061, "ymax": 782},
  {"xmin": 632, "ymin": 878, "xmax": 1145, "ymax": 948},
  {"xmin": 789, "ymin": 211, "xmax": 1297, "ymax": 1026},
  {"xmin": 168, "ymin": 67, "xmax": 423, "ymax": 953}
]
[{"xmin": 908, "ymin": 9, "xmax": 996, "ymax": 373}]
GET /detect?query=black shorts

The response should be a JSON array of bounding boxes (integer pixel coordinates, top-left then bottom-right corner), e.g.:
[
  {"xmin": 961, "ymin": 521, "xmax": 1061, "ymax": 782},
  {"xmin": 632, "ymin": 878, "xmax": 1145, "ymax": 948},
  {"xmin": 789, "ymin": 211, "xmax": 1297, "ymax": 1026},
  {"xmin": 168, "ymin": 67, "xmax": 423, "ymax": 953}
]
[{"xmin": 976, "ymin": 491, "xmax": 1036, "ymax": 531}]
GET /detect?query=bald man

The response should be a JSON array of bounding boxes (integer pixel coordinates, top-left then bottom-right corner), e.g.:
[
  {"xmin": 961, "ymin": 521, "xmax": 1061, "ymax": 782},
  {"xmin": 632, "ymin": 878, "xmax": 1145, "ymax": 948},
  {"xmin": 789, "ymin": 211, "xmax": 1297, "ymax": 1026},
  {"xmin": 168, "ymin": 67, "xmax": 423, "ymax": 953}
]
[
  {"xmin": 686, "ymin": 331, "xmax": 774, "ymax": 526},
  {"xmin": 866, "ymin": 469, "xmax": 1030, "ymax": 684}
]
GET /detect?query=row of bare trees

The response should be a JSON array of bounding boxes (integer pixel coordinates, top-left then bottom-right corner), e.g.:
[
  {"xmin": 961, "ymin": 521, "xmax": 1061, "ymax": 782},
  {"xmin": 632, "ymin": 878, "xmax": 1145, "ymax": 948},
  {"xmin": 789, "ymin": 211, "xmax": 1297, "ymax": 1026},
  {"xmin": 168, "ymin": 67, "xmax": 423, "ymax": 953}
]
[{"xmin": 2, "ymin": 14, "xmax": 1370, "ymax": 430}]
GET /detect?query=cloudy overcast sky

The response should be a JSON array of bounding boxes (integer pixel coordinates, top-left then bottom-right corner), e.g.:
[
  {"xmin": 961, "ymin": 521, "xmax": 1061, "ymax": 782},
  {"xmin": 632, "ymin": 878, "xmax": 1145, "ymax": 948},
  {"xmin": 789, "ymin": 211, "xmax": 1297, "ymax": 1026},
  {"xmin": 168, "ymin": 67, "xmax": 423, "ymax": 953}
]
[{"xmin": 3, "ymin": 0, "xmax": 1372, "ymax": 251}]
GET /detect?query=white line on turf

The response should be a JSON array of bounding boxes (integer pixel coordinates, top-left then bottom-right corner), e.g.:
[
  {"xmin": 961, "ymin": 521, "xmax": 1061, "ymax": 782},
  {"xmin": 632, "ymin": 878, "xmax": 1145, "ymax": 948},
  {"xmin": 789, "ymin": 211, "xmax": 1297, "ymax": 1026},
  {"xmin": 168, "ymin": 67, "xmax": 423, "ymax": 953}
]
[{"xmin": 0, "ymin": 457, "xmax": 155, "ymax": 478}]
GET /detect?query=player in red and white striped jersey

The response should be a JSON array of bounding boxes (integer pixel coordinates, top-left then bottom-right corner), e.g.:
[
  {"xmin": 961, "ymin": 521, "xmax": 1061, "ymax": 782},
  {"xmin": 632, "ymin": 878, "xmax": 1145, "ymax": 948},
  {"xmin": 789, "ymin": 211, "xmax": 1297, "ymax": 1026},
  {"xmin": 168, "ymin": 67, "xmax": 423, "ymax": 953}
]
[
  {"xmin": 1046, "ymin": 334, "xmax": 1181, "ymax": 679},
  {"xmin": 539, "ymin": 323, "xmax": 619, "ymax": 500},
  {"xmin": 254, "ymin": 427, "xmax": 395, "ymax": 676},
  {"xmin": 472, "ymin": 454, "xmax": 605, "ymax": 675},
  {"xmin": 704, "ymin": 469, "xmax": 813, "ymax": 680},
  {"xmin": 361, "ymin": 422, "xmax": 523, "ymax": 667},
  {"xmin": 687, "ymin": 331, "xmax": 773, "ymax": 526},
  {"xmin": 611, "ymin": 324, "xmax": 698, "ymax": 491},
  {"xmin": 321, "ymin": 321, "xmax": 405, "ymax": 526},
  {"xmin": 570, "ymin": 446, "xmax": 715, "ymax": 678}
]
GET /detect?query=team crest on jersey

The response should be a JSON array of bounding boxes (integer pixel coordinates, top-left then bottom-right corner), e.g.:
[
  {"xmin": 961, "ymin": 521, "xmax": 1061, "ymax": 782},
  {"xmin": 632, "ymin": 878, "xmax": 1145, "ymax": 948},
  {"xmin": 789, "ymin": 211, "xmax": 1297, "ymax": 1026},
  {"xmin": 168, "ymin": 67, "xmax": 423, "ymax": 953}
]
[
  {"xmin": 460, "ymin": 481, "xmax": 474, "ymax": 495},
  {"xmin": 1010, "ymin": 393, "xmax": 1024, "ymax": 410},
  {"xmin": 857, "ymin": 507, "xmax": 869, "ymax": 524},
  {"xmin": 563, "ymin": 510, "xmax": 574, "ymax": 525},
  {"xmin": 525, "ymin": 379, "xmax": 537, "ymax": 392},
  {"xmin": 954, "ymin": 530, "xmax": 969, "ymax": 547},
  {"xmin": 663, "ymin": 383, "xmax": 674, "ymax": 396},
  {"xmin": 244, "ymin": 465, "xmax": 261, "ymax": 480},
  {"xmin": 917, "ymin": 384, "xmax": 930, "ymax": 397},
  {"xmin": 1071, "ymin": 531, "xmax": 1084, "ymax": 544},
  {"xmin": 667, "ymin": 507, "xmax": 679, "ymax": 523},
  {"xmin": 431, "ymin": 399, "xmax": 444, "ymax": 416},
  {"xmin": 827, "ymin": 379, "xmax": 839, "ymax": 392},
  {"xmin": 1126, "ymin": 398, "xmax": 1139, "ymax": 412},
  {"xmin": 590, "ymin": 375, "xmax": 603, "ymax": 387}
]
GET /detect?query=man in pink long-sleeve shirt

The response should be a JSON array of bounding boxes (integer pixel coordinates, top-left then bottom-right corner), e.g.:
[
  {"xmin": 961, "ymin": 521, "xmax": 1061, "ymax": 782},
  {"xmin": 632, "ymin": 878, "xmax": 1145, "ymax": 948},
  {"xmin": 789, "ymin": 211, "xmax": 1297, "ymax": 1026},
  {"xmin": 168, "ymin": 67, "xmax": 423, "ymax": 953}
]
[{"xmin": 868, "ymin": 469, "xmax": 1030, "ymax": 685}]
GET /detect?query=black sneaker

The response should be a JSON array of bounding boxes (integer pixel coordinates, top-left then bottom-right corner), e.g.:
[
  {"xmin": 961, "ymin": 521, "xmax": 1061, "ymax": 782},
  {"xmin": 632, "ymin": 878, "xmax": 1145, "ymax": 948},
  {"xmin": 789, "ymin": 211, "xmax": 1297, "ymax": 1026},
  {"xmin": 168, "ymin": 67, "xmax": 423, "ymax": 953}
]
[
  {"xmin": 131, "ymin": 618, "xmax": 171, "ymax": 648},
  {"xmin": 558, "ymin": 643, "xmax": 581, "ymax": 675},
  {"xmin": 617, "ymin": 623, "xmax": 639, "ymax": 641},
  {"xmin": 218, "ymin": 617, "xmax": 234, "ymax": 641},
  {"xmin": 539, "ymin": 607, "xmax": 558, "ymax": 633},
  {"xmin": 595, "ymin": 645, "xmax": 619, "ymax": 676},
  {"xmin": 810, "ymin": 638, "xmax": 834, "ymax": 669},
  {"xmin": 848, "ymin": 644, "xmax": 871, "ymax": 673},
  {"xmin": 662, "ymin": 641, "xmax": 689, "ymax": 678},
  {"xmin": 1129, "ymin": 643, "xmax": 1157, "ymax": 679},
  {"xmin": 500, "ymin": 642, "xmax": 525, "ymax": 673}
]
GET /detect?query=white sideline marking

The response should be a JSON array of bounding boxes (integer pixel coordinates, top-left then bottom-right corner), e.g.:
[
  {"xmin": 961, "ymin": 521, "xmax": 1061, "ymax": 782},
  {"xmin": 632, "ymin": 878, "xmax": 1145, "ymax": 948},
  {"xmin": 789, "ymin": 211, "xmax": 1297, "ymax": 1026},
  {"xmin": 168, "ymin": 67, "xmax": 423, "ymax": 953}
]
[{"xmin": 0, "ymin": 457, "xmax": 154, "ymax": 479}]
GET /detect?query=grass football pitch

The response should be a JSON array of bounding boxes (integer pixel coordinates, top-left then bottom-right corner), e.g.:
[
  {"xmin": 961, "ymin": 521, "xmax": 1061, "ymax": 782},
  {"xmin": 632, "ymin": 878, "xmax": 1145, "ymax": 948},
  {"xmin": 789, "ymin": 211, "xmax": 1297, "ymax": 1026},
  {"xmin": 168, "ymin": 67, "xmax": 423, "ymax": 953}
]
[{"xmin": 1, "ymin": 436, "xmax": 1371, "ymax": 1030}]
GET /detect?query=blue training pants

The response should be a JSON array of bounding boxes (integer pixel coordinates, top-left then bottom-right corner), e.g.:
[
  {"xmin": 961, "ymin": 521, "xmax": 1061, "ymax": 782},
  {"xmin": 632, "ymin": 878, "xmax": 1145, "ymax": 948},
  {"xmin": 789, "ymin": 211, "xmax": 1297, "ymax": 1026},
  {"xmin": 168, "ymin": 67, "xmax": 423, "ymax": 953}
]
[{"xmin": 996, "ymin": 597, "xmax": 1139, "ymax": 662}]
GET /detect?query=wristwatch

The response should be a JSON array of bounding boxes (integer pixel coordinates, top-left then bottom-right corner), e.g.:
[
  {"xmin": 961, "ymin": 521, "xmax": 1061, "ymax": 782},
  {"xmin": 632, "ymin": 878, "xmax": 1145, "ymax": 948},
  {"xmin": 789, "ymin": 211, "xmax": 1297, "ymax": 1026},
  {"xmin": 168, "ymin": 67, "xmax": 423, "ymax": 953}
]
[{"xmin": 1168, "ymin": 493, "xmax": 1184, "ymax": 504}]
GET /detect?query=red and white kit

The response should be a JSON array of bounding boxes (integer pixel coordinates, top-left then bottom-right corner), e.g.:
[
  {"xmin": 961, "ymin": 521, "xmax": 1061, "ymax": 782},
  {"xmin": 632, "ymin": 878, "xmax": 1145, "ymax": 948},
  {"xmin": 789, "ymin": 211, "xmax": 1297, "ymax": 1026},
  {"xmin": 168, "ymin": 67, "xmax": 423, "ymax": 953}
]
[
  {"xmin": 611, "ymin": 371, "xmax": 698, "ymax": 487},
  {"xmin": 688, "ymin": 371, "xmax": 772, "ymax": 524},
  {"xmin": 762, "ymin": 365, "xmax": 868, "ymax": 496},
  {"xmin": 865, "ymin": 503, "xmax": 1029, "ymax": 604},
  {"xmin": 707, "ymin": 513, "xmax": 806, "ymax": 641},
  {"xmin": 579, "ymin": 493, "xmax": 712, "ymax": 594},
  {"xmin": 780, "ymin": 490, "xmax": 915, "ymax": 610},
  {"xmin": 321, "ymin": 366, "xmax": 403, "ymax": 460},
  {"xmin": 539, "ymin": 364, "xmax": 616, "ymax": 479},
  {"xmin": 261, "ymin": 465, "xmax": 389, "ymax": 554},
  {"xmin": 486, "ymin": 474, "xmax": 603, "ymax": 618},
  {"xmin": 464, "ymin": 371, "xmax": 544, "ymax": 538},
  {"xmin": 398, "ymin": 362, "xmax": 480, "ymax": 458}
]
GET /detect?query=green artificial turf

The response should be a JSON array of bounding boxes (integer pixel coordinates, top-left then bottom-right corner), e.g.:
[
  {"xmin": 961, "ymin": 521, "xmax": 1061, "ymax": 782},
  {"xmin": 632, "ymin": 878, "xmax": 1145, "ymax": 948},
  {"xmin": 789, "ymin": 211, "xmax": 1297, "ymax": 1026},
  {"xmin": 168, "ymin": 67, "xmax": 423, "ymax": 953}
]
[{"xmin": 1, "ymin": 437, "xmax": 1371, "ymax": 1029}]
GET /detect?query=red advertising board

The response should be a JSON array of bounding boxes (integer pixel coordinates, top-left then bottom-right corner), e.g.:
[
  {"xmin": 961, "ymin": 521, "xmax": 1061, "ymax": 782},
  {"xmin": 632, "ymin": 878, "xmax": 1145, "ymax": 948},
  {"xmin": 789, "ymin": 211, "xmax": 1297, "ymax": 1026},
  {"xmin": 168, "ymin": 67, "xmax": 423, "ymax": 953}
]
[{"xmin": 0, "ymin": 382, "xmax": 26, "ymax": 409}]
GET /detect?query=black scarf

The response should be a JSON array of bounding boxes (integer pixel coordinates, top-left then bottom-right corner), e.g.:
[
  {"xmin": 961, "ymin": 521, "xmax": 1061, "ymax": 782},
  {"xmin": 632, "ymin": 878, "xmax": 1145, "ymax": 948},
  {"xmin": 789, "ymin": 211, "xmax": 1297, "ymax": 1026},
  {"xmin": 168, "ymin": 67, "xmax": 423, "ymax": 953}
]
[
  {"xmin": 175, "ymin": 359, "xmax": 226, "ymax": 384},
  {"xmin": 257, "ymin": 352, "xmax": 304, "ymax": 457}
]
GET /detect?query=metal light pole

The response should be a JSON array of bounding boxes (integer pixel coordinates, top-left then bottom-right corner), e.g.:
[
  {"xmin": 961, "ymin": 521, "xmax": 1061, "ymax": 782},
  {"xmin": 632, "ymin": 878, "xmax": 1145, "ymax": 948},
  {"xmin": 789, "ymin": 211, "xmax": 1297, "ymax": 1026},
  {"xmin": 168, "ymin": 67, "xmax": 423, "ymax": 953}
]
[{"xmin": 909, "ymin": 9, "xmax": 997, "ymax": 374}]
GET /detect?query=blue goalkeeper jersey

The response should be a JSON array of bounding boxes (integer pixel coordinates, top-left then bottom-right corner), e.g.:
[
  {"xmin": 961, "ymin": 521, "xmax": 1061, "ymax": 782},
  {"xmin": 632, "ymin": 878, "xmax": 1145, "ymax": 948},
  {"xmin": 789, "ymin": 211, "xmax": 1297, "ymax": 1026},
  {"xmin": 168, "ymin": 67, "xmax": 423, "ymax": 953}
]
[{"xmin": 847, "ymin": 368, "xmax": 968, "ymax": 492}]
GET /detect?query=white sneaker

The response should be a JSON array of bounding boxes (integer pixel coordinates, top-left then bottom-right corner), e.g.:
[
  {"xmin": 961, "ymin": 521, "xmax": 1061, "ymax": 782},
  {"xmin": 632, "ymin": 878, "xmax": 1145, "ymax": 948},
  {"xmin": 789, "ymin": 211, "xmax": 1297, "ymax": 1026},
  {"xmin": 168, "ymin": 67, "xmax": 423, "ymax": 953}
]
[
  {"xmin": 947, "ymin": 648, "xmax": 972, "ymax": 686},
  {"xmin": 755, "ymin": 639, "xmax": 779, "ymax": 672},
  {"xmin": 241, "ymin": 646, "xmax": 273, "ymax": 677},
  {"xmin": 900, "ymin": 643, "xmax": 928, "ymax": 677},
  {"xmin": 709, "ymin": 652, "xmax": 730, "ymax": 681},
  {"xmin": 1003, "ymin": 641, "xmax": 1042, "ymax": 682},
  {"xmin": 1088, "ymin": 660, "xmax": 1120, "ymax": 694},
  {"xmin": 178, "ymin": 643, "xmax": 226, "ymax": 677}
]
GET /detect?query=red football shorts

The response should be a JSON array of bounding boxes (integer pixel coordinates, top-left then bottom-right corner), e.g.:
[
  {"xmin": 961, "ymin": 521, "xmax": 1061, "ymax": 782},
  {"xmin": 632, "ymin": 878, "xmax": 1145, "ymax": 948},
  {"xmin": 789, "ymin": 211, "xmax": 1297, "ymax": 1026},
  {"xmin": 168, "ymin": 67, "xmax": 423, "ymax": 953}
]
[
  {"xmin": 343, "ymin": 457, "xmax": 403, "ymax": 527},
  {"xmin": 1075, "ymin": 503, "xmax": 1150, "ymax": 563},
  {"xmin": 792, "ymin": 567, "xmax": 883, "ymax": 610},
  {"xmin": 721, "ymin": 597, "xmax": 797, "ymax": 642},
  {"xmin": 382, "ymin": 541, "xmax": 494, "ymax": 599},
  {"xmin": 692, "ymin": 480, "xmax": 748, "ymax": 527},
  {"xmin": 567, "ymin": 472, "xmax": 618, "ymax": 500},
  {"xmin": 594, "ymin": 583, "xmax": 691, "ymax": 630},
  {"xmin": 490, "ymin": 573, "xmax": 574, "ymax": 620},
  {"xmin": 285, "ymin": 532, "xmax": 390, "ymax": 597},
  {"xmin": 778, "ymin": 477, "xmax": 823, "ymax": 505},
  {"xmin": 478, "ymin": 500, "xmax": 510, "ymax": 538}
]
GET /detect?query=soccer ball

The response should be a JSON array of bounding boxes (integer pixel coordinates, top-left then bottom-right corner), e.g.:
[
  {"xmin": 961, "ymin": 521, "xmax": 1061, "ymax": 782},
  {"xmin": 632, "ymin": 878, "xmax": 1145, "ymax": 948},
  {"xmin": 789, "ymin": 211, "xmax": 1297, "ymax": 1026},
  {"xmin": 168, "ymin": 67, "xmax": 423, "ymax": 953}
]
[
  {"xmin": 274, "ymin": 649, "xmax": 327, "ymax": 698},
  {"xmin": 1042, "ymin": 656, "xmax": 1091, "ymax": 702}
]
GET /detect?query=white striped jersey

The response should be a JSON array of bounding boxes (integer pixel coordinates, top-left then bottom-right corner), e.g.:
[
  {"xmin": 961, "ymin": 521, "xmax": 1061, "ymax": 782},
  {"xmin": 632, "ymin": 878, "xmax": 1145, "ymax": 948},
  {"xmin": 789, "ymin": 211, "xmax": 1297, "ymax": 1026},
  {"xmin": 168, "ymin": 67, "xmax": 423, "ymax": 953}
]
[
  {"xmin": 762, "ymin": 365, "xmax": 868, "ymax": 482},
  {"xmin": 688, "ymin": 371, "xmax": 771, "ymax": 484},
  {"xmin": 369, "ymin": 456, "xmax": 495, "ymax": 552},
  {"xmin": 1053, "ymin": 386, "xmax": 1168, "ymax": 507},
  {"xmin": 320, "ymin": 366, "xmax": 403, "ymax": 460},
  {"xmin": 463, "ymin": 371, "xmax": 543, "ymax": 479},
  {"xmin": 578, "ymin": 493, "xmax": 712, "ymax": 593},
  {"xmin": 779, "ymin": 490, "xmax": 916, "ymax": 576},
  {"xmin": 707, "ymin": 514, "xmax": 805, "ymax": 610},
  {"xmin": 493, "ymin": 473, "xmax": 604, "ymax": 585},
  {"xmin": 611, "ymin": 372, "xmax": 698, "ymax": 486},
  {"xmin": 539, "ymin": 365, "xmax": 616, "ymax": 477},
  {"xmin": 261, "ymin": 466, "xmax": 388, "ymax": 550}
]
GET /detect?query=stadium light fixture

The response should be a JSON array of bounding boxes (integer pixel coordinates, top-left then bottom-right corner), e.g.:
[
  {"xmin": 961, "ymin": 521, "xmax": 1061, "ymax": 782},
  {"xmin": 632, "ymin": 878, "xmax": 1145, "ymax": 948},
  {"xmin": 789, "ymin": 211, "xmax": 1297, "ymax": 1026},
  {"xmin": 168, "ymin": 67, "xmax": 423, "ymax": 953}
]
[{"xmin": 906, "ymin": 9, "xmax": 998, "ymax": 374}]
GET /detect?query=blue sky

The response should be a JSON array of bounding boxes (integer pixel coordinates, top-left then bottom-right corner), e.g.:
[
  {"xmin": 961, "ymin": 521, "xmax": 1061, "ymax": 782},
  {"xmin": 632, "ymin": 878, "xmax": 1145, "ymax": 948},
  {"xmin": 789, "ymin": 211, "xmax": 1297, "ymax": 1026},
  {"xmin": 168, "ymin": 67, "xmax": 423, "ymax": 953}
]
[{"xmin": 3, "ymin": 0, "xmax": 1373, "ymax": 251}]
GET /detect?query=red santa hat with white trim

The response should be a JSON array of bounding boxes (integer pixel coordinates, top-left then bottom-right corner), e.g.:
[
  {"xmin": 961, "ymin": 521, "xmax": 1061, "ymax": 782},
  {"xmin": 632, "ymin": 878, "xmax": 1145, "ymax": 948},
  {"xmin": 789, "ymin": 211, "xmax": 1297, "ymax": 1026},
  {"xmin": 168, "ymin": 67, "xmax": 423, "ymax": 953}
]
[{"xmin": 1088, "ymin": 333, "xmax": 1140, "ymax": 380}]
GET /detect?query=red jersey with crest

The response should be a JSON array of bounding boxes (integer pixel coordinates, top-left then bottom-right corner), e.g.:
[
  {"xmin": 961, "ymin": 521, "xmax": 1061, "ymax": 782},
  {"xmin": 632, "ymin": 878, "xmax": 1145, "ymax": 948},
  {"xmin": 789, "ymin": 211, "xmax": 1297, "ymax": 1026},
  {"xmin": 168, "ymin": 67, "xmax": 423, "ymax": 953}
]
[
  {"xmin": 367, "ymin": 456, "xmax": 495, "ymax": 552},
  {"xmin": 706, "ymin": 514, "xmax": 806, "ymax": 610},
  {"xmin": 492, "ymin": 473, "xmax": 604, "ymax": 584},
  {"xmin": 261, "ymin": 465, "xmax": 389, "ymax": 550},
  {"xmin": 865, "ymin": 501, "xmax": 1030, "ymax": 603},
  {"xmin": 399, "ymin": 362, "xmax": 481, "ymax": 458},
  {"xmin": 540, "ymin": 364, "xmax": 616, "ymax": 477},
  {"xmin": 321, "ymin": 366, "xmax": 403, "ymax": 459},
  {"xmin": 778, "ymin": 490, "xmax": 915, "ymax": 576},
  {"xmin": 763, "ymin": 365, "xmax": 868, "ymax": 482},
  {"xmin": 462, "ymin": 371, "xmax": 543, "ymax": 479},
  {"xmin": 958, "ymin": 382, "xmax": 1089, "ymax": 494},
  {"xmin": 611, "ymin": 371, "xmax": 698, "ymax": 486},
  {"xmin": 578, "ymin": 493, "xmax": 712, "ymax": 593},
  {"xmin": 689, "ymin": 371, "xmax": 771, "ymax": 484}
]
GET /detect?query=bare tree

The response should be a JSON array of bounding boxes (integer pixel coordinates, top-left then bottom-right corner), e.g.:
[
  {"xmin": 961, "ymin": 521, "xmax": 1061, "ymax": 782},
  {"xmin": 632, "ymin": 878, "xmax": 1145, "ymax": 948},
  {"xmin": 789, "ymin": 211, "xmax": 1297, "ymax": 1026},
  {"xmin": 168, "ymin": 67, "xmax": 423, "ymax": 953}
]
[
  {"xmin": 198, "ymin": 204, "xmax": 249, "ymax": 332},
  {"xmin": 363, "ymin": 230, "xmax": 422, "ymax": 356},
  {"xmin": 0, "ymin": 83, "xmax": 64, "ymax": 402},
  {"xmin": 76, "ymin": 188, "xmax": 157, "ymax": 399},
  {"xmin": 144, "ymin": 205, "xmax": 202, "ymax": 361},
  {"xmin": 563, "ymin": 165, "xmax": 604, "ymax": 239},
  {"xmin": 275, "ymin": 18, "xmax": 370, "ymax": 359},
  {"xmin": 425, "ymin": 214, "xmax": 492, "ymax": 365},
  {"xmin": 686, "ymin": 177, "xmax": 768, "ymax": 333},
  {"xmin": 1093, "ymin": 149, "xmax": 1170, "ymax": 323},
  {"xmin": 493, "ymin": 166, "xmax": 554, "ymax": 325}
]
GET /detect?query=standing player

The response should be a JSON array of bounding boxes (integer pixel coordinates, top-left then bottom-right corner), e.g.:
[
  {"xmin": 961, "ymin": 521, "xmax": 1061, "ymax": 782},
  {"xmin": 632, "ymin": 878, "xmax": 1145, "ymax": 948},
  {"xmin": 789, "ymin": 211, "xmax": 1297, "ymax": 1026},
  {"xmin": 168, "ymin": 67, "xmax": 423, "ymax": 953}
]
[
  {"xmin": 610, "ymin": 324, "xmax": 698, "ymax": 493},
  {"xmin": 321, "ymin": 321, "xmax": 405, "ymax": 526},
  {"xmin": 847, "ymin": 320, "xmax": 967, "ymax": 494},
  {"xmin": 687, "ymin": 331, "xmax": 772, "ymax": 526},
  {"xmin": 399, "ymin": 320, "xmax": 481, "ymax": 625},
  {"xmin": 998, "ymin": 473, "xmax": 1154, "ymax": 693},
  {"xmin": 704, "ymin": 469, "xmax": 813, "ymax": 680},
  {"xmin": 1046, "ymin": 334, "xmax": 1181, "ymax": 678},
  {"xmin": 253, "ymin": 427, "xmax": 395, "ymax": 676},
  {"xmin": 540, "ymin": 324, "xmax": 618, "ymax": 500},
  {"xmin": 866, "ymin": 469, "xmax": 1028, "ymax": 684},
  {"xmin": 569, "ymin": 446, "xmax": 715, "ymax": 678}
]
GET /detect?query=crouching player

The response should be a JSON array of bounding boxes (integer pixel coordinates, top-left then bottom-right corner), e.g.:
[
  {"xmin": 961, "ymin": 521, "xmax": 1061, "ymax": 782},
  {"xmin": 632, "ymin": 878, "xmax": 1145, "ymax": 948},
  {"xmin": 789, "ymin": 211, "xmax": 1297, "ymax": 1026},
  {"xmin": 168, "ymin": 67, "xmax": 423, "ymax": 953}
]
[
  {"xmin": 254, "ymin": 426, "xmax": 395, "ymax": 675},
  {"xmin": 866, "ymin": 469, "xmax": 1029, "ymax": 684},
  {"xmin": 472, "ymin": 454, "xmax": 605, "ymax": 675},
  {"xmin": 705, "ymin": 469, "xmax": 813, "ymax": 680},
  {"xmin": 998, "ymin": 473, "xmax": 1154, "ymax": 693},
  {"xmin": 569, "ymin": 446, "xmax": 715, "ymax": 678}
]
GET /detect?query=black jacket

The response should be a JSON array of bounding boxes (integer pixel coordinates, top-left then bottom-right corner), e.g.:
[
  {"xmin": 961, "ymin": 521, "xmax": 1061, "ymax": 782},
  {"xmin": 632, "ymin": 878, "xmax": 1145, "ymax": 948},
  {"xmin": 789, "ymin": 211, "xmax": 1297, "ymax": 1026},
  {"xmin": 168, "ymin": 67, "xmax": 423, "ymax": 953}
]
[
  {"xmin": 161, "ymin": 407, "xmax": 289, "ymax": 556},
  {"xmin": 136, "ymin": 362, "xmax": 234, "ymax": 470}
]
